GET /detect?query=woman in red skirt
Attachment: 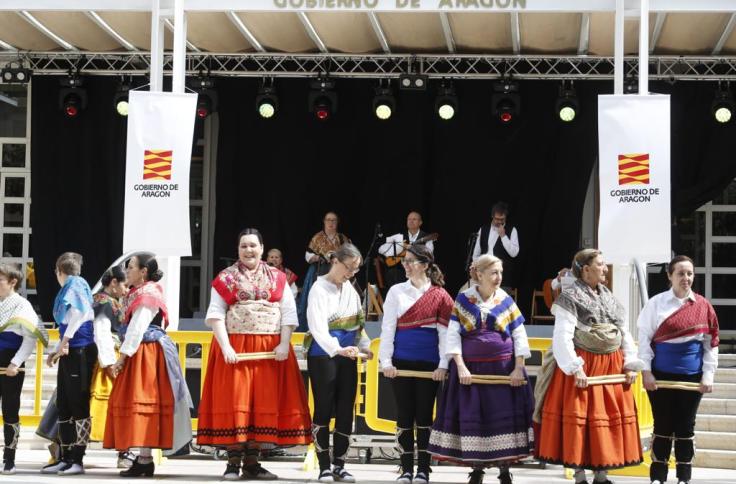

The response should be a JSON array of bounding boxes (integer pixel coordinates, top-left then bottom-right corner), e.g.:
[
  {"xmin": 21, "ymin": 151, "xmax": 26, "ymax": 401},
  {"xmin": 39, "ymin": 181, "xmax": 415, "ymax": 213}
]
[
  {"xmin": 535, "ymin": 249, "xmax": 643, "ymax": 484},
  {"xmin": 103, "ymin": 254, "xmax": 193, "ymax": 477},
  {"xmin": 197, "ymin": 228, "xmax": 312, "ymax": 480}
]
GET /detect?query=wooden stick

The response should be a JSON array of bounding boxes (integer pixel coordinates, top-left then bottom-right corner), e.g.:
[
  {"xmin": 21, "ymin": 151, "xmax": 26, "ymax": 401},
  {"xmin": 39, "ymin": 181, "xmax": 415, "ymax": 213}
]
[
  {"xmin": 235, "ymin": 352, "xmax": 276, "ymax": 361},
  {"xmin": 587, "ymin": 374, "xmax": 627, "ymax": 385},
  {"xmin": 657, "ymin": 382, "xmax": 701, "ymax": 392},
  {"xmin": 0, "ymin": 367, "xmax": 25, "ymax": 373},
  {"xmin": 470, "ymin": 377, "xmax": 527, "ymax": 385},
  {"xmin": 656, "ymin": 380, "xmax": 700, "ymax": 388},
  {"xmin": 395, "ymin": 369, "xmax": 434, "ymax": 379}
]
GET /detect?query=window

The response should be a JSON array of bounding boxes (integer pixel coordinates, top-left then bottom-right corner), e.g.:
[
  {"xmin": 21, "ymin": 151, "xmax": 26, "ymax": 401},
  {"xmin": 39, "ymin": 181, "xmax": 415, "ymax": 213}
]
[
  {"xmin": 0, "ymin": 83, "xmax": 35, "ymax": 309},
  {"xmin": 676, "ymin": 178, "xmax": 736, "ymax": 332}
]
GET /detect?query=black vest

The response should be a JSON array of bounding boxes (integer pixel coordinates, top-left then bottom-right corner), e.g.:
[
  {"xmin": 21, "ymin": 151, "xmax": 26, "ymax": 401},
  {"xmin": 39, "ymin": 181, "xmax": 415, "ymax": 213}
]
[
  {"xmin": 404, "ymin": 230, "xmax": 428, "ymax": 246},
  {"xmin": 479, "ymin": 224, "xmax": 517, "ymax": 285}
]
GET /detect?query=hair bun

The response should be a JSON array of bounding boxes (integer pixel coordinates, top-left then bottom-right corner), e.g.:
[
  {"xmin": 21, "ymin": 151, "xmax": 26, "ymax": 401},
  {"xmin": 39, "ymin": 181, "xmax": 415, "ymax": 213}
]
[{"xmin": 151, "ymin": 269, "xmax": 164, "ymax": 282}]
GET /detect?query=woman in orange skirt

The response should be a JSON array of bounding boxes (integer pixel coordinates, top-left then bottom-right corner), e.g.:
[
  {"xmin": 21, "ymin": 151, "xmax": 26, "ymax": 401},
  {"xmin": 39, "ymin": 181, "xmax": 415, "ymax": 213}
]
[
  {"xmin": 535, "ymin": 249, "xmax": 643, "ymax": 484},
  {"xmin": 197, "ymin": 228, "xmax": 312, "ymax": 480},
  {"xmin": 103, "ymin": 254, "xmax": 193, "ymax": 477}
]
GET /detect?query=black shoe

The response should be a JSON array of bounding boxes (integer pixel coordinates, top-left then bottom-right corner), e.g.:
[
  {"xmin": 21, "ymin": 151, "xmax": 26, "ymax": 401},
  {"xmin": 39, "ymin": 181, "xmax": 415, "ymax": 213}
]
[
  {"xmin": 223, "ymin": 462, "xmax": 240, "ymax": 481},
  {"xmin": 468, "ymin": 469, "xmax": 485, "ymax": 484},
  {"xmin": 498, "ymin": 471, "xmax": 513, "ymax": 484},
  {"xmin": 119, "ymin": 457, "xmax": 154, "ymax": 477}
]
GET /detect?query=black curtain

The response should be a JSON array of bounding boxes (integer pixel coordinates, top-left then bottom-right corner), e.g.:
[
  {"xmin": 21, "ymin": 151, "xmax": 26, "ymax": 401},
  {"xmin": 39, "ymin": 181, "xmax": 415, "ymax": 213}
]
[
  {"xmin": 30, "ymin": 76, "xmax": 127, "ymax": 319},
  {"xmin": 213, "ymin": 78, "xmax": 601, "ymax": 316},
  {"xmin": 29, "ymin": 76, "xmax": 736, "ymax": 320}
]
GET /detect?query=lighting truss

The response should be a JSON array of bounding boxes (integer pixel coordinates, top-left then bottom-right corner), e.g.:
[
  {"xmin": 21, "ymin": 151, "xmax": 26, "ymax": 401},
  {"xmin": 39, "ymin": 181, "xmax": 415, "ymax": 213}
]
[{"xmin": 5, "ymin": 52, "xmax": 736, "ymax": 80}]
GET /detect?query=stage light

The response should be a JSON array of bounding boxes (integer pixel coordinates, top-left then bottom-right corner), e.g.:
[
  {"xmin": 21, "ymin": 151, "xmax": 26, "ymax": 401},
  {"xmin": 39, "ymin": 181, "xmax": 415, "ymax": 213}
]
[
  {"xmin": 58, "ymin": 75, "xmax": 87, "ymax": 118},
  {"xmin": 188, "ymin": 75, "xmax": 218, "ymax": 119},
  {"xmin": 492, "ymin": 80, "xmax": 520, "ymax": 124},
  {"xmin": 373, "ymin": 85, "xmax": 395, "ymax": 120},
  {"xmin": 1, "ymin": 63, "xmax": 32, "ymax": 84},
  {"xmin": 712, "ymin": 84, "xmax": 733, "ymax": 124},
  {"xmin": 435, "ymin": 84, "xmax": 458, "ymax": 121},
  {"xmin": 113, "ymin": 83, "xmax": 131, "ymax": 117},
  {"xmin": 399, "ymin": 73, "xmax": 428, "ymax": 91},
  {"xmin": 255, "ymin": 84, "xmax": 278, "ymax": 119},
  {"xmin": 556, "ymin": 83, "xmax": 579, "ymax": 122},
  {"xmin": 308, "ymin": 77, "xmax": 337, "ymax": 121},
  {"xmin": 624, "ymin": 76, "xmax": 639, "ymax": 95}
]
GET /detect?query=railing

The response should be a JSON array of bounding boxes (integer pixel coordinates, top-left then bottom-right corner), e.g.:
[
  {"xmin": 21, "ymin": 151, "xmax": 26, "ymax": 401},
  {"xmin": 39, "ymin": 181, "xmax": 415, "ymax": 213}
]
[{"xmin": 9, "ymin": 330, "xmax": 654, "ymax": 474}]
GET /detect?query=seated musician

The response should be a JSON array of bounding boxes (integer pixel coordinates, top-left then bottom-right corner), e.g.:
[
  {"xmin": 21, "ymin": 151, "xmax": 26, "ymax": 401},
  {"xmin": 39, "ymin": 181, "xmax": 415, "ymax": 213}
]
[{"xmin": 379, "ymin": 212, "xmax": 435, "ymax": 291}]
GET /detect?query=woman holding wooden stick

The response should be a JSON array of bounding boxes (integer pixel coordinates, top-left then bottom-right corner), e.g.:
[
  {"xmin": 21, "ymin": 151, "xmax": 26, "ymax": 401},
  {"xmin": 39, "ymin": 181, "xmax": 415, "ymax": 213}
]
[
  {"xmin": 306, "ymin": 243, "xmax": 372, "ymax": 483},
  {"xmin": 197, "ymin": 228, "xmax": 311, "ymax": 480},
  {"xmin": 637, "ymin": 255, "xmax": 719, "ymax": 484},
  {"xmin": 0, "ymin": 261, "xmax": 47, "ymax": 474},
  {"xmin": 428, "ymin": 255, "xmax": 534, "ymax": 484},
  {"xmin": 103, "ymin": 253, "xmax": 192, "ymax": 477},
  {"xmin": 535, "ymin": 249, "xmax": 643, "ymax": 484},
  {"xmin": 379, "ymin": 245, "xmax": 453, "ymax": 484}
]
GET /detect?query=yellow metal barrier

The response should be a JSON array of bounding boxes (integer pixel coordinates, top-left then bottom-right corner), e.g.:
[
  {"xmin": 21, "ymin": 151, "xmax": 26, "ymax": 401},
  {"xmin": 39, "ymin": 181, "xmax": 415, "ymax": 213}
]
[
  {"xmin": 9, "ymin": 330, "xmax": 661, "ymax": 477},
  {"xmin": 362, "ymin": 337, "xmax": 658, "ymax": 478}
]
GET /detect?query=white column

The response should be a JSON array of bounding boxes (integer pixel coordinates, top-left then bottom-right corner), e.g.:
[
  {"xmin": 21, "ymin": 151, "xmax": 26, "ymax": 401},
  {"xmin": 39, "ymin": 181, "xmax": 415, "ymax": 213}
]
[
  {"xmin": 614, "ymin": 0, "xmax": 625, "ymax": 95},
  {"xmin": 612, "ymin": 264, "xmax": 632, "ymax": 330},
  {"xmin": 639, "ymin": 0, "xmax": 649, "ymax": 95},
  {"xmin": 150, "ymin": 0, "xmax": 164, "ymax": 92},
  {"xmin": 172, "ymin": 0, "xmax": 186, "ymax": 94}
]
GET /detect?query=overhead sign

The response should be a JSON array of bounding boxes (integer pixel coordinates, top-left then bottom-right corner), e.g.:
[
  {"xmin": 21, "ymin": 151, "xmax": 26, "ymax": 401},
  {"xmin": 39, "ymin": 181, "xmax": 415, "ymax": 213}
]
[
  {"xmin": 598, "ymin": 94, "xmax": 671, "ymax": 265},
  {"xmin": 123, "ymin": 91, "xmax": 197, "ymax": 257}
]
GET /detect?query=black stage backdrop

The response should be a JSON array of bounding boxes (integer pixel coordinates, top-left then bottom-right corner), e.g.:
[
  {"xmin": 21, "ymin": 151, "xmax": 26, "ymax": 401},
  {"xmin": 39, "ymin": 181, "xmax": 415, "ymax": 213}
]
[
  {"xmin": 30, "ymin": 76, "xmax": 128, "ymax": 318},
  {"xmin": 30, "ymin": 76, "xmax": 736, "ymax": 320}
]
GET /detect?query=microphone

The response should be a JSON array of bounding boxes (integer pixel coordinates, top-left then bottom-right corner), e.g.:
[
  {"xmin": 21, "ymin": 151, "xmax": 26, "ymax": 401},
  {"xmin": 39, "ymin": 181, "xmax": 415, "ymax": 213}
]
[{"xmin": 376, "ymin": 223, "xmax": 383, "ymax": 238}]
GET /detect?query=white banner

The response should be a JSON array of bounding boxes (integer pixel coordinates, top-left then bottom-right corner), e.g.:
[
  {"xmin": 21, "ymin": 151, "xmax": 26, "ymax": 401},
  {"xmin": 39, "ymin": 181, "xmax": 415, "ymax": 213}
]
[
  {"xmin": 123, "ymin": 91, "xmax": 197, "ymax": 256},
  {"xmin": 598, "ymin": 94, "xmax": 671, "ymax": 265}
]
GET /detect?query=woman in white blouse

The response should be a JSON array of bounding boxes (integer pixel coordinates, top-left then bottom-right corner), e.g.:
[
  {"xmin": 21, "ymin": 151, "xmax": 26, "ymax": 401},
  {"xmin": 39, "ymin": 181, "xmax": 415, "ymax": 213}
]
[
  {"xmin": 637, "ymin": 255, "xmax": 719, "ymax": 484},
  {"xmin": 379, "ymin": 245, "xmax": 453, "ymax": 484},
  {"xmin": 104, "ymin": 254, "xmax": 192, "ymax": 478},
  {"xmin": 428, "ymin": 255, "xmax": 533, "ymax": 484},
  {"xmin": 306, "ymin": 243, "xmax": 373, "ymax": 483}
]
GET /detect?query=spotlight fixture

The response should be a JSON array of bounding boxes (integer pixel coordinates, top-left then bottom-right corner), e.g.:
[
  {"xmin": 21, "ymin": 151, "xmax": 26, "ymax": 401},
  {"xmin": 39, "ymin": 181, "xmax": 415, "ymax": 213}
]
[
  {"xmin": 1, "ymin": 63, "xmax": 32, "ymax": 84},
  {"xmin": 113, "ymin": 82, "xmax": 131, "ymax": 117},
  {"xmin": 58, "ymin": 75, "xmax": 87, "ymax": 118},
  {"xmin": 189, "ymin": 75, "xmax": 218, "ymax": 119},
  {"xmin": 712, "ymin": 83, "xmax": 733, "ymax": 124},
  {"xmin": 372, "ymin": 83, "xmax": 395, "ymax": 120},
  {"xmin": 255, "ymin": 80, "xmax": 278, "ymax": 119},
  {"xmin": 399, "ymin": 73, "xmax": 428, "ymax": 91},
  {"xmin": 556, "ymin": 82, "xmax": 579, "ymax": 122},
  {"xmin": 624, "ymin": 76, "xmax": 638, "ymax": 95},
  {"xmin": 308, "ymin": 77, "xmax": 337, "ymax": 121},
  {"xmin": 492, "ymin": 80, "xmax": 520, "ymax": 124},
  {"xmin": 435, "ymin": 83, "xmax": 458, "ymax": 121}
]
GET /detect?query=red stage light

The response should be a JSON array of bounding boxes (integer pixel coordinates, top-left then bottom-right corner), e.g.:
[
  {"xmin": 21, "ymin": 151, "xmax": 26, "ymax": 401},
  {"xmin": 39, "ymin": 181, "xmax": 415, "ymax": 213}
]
[
  {"xmin": 197, "ymin": 107, "xmax": 209, "ymax": 119},
  {"xmin": 315, "ymin": 105, "xmax": 330, "ymax": 120},
  {"xmin": 65, "ymin": 105, "xmax": 78, "ymax": 117},
  {"xmin": 500, "ymin": 112, "xmax": 512, "ymax": 123}
]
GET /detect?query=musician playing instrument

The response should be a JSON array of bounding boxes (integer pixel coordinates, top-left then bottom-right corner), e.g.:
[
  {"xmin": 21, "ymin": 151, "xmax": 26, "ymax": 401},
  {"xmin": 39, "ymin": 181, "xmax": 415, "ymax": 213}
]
[{"xmin": 379, "ymin": 212, "xmax": 437, "ymax": 290}]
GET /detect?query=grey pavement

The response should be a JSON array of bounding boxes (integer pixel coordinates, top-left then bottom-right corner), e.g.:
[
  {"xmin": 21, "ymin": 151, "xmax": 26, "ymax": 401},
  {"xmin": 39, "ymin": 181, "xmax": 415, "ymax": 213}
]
[{"xmin": 2, "ymin": 450, "xmax": 734, "ymax": 484}]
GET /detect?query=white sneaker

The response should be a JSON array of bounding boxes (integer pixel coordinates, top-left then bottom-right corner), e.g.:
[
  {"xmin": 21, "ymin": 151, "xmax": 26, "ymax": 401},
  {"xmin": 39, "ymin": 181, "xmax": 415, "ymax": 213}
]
[
  {"xmin": 333, "ymin": 466, "xmax": 356, "ymax": 483},
  {"xmin": 397, "ymin": 472, "xmax": 413, "ymax": 484},
  {"xmin": 41, "ymin": 460, "xmax": 68, "ymax": 474},
  {"xmin": 58, "ymin": 462, "xmax": 85, "ymax": 475},
  {"xmin": 319, "ymin": 469, "xmax": 335, "ymax": 482}
]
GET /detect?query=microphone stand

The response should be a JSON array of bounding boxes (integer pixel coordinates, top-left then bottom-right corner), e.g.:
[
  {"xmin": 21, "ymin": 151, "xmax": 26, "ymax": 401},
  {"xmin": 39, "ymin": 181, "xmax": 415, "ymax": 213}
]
[
  {"xmin": 464, "ymin": 231, "xmax": 478, "ymax": 288},
  {"xmin": 363, "ymin": 223, "xmax": 383, "ymax": 321}
]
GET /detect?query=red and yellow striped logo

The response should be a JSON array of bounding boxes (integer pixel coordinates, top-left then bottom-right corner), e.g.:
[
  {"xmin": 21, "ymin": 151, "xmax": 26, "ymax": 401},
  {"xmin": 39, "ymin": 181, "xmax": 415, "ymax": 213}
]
[
  {"xmin": 143, "ymin": 149, "xmax": 172, "ymax": 180},
  {"xmin": 618, "ymin": 153, "xmax": 649, "ymax": 185}
]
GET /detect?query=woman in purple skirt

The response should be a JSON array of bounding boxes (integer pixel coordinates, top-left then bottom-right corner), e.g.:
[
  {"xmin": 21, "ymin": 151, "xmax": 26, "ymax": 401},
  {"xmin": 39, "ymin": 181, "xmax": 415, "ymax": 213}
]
[{"xmin": 428, "ymin": 255, "xmax": 534, "ymax": 484}]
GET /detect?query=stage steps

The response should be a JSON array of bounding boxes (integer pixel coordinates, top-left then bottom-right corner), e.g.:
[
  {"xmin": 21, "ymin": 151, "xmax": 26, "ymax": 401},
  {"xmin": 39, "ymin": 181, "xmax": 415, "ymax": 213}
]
[{"xmin": 693, "ymin": 354, "xmax": 736, "ymax": 468}]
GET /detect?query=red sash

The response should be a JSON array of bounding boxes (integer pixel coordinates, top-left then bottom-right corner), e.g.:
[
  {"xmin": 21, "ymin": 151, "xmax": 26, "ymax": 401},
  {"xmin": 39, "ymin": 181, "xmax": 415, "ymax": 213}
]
[
  {"xmin": 212, "ymin": 261, "xmax": 286, "ymax": 306},
  {"xmin": 652, "ymin": 293, "xmax": 719, "ymax": 347},
  {"xmin": 123, "ymin": 281, "xmax": 169, "ymax": 328},
  {"xmin": 396, "ymin": 286, "xmax": 453, "ymax": 330}
]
